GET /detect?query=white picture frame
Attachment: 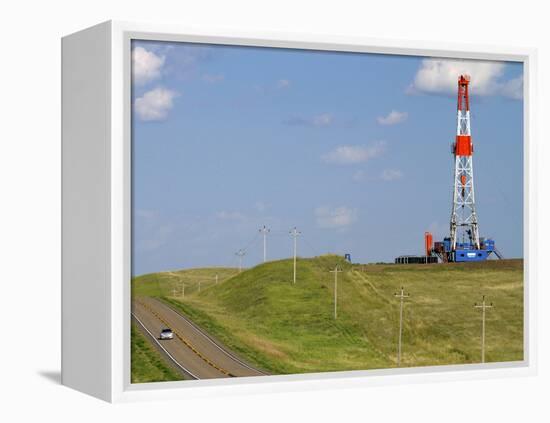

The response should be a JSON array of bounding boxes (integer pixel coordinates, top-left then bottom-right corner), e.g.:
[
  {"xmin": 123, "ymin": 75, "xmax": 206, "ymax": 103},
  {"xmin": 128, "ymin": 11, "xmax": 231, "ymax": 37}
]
[{"xmin": 61, "ymin": 20, "xmax": 537, "ymax": 403}]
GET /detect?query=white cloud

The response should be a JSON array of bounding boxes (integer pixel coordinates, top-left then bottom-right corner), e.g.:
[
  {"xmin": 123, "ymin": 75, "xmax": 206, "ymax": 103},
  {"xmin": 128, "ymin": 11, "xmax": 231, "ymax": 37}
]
[
  {"xmin": 380, "ymin": 169, "xmax": 403, "ymax": 181},
  {"xmin": 277, "ymin": 79, "xmax": 291, "ymax": 89},
  {"xmin": 322, "ymin": 142, "xmax": 386, "ymax": 165},
  {"xmin": 499, "ymin": 75, "xmax": 523, "ymax": 100},
  {"xmin": 377, "ymin": 110, "xmax": 408, "ymax": 125},
  {"xmin": 409, "ymin": 58, "xmax": 522, "ymax": 99},
  {"xmin": 312, "ymin": 113, "xmax": 333, "ymax": 126},
  {"xmin": 132, "ymin": 46, "xmax": 165, "ymax": 85},
  {"xmin": 284, "ymin": 113, "xmax": 334, "ymax": 127},
  {"xmin": 315, "ymin": 206, "xmax": 358, "ymax": 228},
  {"xmin": 202, "ymin": 73, "xmax": 225, "ymax": 83},
  {"xmin": 134, "ymin": 87, "xmax": 178, "ymax": 122}
]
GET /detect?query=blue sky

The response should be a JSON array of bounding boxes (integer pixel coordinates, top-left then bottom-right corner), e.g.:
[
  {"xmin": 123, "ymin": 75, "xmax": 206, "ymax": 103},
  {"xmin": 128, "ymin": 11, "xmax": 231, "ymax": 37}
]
[{"xmin": 131, "ymin": 40, "xmax": 523, "ymax": 276}]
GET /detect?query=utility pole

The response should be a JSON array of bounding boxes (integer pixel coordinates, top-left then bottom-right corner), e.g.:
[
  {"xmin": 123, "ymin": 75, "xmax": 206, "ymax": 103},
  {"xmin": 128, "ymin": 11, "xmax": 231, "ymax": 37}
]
[
  {"xmin": 259, "ymin": 225, "xmax": 270, "ymax": 263},
  {"xmin": 290, "ymin": 227, "xmax": 301, "ymax": 284},
  {"xmin": 235, "ymin": 249, "xmax": 246, "ymax": 272},
  {"xmin": 474, "ymin": 295, "xmax": 493, "ymax": 363},
  {"xmin": 394, "ymin": 287, "xmax": 410, "ymax": 367},
  {"xmin": 329, "ymin": 266, "xmax": 343, "ymax": 319}
]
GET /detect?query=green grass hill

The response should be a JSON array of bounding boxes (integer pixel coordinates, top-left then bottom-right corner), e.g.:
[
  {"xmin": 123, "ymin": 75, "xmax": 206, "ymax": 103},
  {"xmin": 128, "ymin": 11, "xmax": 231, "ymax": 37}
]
[
  {"xmin": 132, "ymin": 256, "xmax": 523, "ymax": 375},
  {"xmin": 131, "ymin": 324, "xmax": 183, "ymax": 383}
]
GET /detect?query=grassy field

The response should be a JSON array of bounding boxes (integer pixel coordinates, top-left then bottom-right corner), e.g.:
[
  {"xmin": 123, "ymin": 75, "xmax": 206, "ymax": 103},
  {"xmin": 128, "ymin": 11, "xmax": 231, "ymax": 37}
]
[
  {"xmin": 133, "ymin": 267, "xmax": 239, "ymax": 297},
  {"xmin": 131, "ymin": 324, "xmax": 183, "ymax": 383},
  {"xmin": 132, "ymin": 256, "xmax": 523, "ymax": 375}
]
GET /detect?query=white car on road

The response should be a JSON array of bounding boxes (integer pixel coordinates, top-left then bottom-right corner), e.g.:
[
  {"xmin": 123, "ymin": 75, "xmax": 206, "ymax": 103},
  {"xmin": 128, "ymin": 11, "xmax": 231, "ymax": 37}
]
[{"xmin": 159, "ymin": 328, "xmax": 174, "ymax": 340}]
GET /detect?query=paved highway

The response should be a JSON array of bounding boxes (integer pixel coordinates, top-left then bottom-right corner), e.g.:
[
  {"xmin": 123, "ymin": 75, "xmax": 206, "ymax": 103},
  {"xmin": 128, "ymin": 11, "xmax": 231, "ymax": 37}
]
[{"xmin": 132, "ymin": 296, "xmax": 266, "ymax": 380}]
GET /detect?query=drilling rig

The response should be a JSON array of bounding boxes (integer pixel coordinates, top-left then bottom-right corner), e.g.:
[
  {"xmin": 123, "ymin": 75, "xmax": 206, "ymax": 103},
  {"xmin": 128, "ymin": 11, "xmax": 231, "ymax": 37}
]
[{"xmin": 430, "ymin": 74, "xmax": 501, "ymax": 263}]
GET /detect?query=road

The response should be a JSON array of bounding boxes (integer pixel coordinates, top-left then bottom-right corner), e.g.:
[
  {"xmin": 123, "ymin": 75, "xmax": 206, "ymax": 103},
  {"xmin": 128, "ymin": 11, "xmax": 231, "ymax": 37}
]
[{"xmin": 132, "ymin": 296, "xmax": 266, "ymax": 380}]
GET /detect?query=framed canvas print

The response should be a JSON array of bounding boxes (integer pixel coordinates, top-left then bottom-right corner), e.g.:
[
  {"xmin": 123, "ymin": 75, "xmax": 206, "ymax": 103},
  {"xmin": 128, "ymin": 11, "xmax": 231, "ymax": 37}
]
[{"xmin": 61, "ymin": 21, "xmax": 537, "ymax": 402}]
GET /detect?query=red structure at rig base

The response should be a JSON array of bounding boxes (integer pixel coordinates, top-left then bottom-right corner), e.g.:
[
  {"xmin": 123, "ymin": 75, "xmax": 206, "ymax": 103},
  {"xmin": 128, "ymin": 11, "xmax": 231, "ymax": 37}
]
[{"xmin": 424, "ymin": 232, "xmax": 433, "ymax": 257}]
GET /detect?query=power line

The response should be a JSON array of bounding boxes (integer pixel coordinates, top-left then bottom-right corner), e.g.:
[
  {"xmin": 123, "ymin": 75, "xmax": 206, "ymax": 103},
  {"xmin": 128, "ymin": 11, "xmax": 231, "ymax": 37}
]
[
  {"xmin": 223, "ymin": 231, "xmax": 259, "ymax": 269},
  {"xmin": 289, "ymin": 227, "xmax": 301, "ymax": 284},
  {"xmin": 474, "ymin": 295, "xmax": 493, "ymax": 363},
  {"xmin": 269, "ymin": 229, "xmax": 291, "ymax": 235},
  {"xmin": 301, "ymin": 234, "xmax": 321, "ymax": 257},
  {"xmin": 259, "ymin": 225, "xmax": 270, "ymax": 263},
  {"xmin": 235, "ymin": 249, "xmax": 246, "ymax": 272},
  {"xmin": 329, "ymin": 266, "xmax": 343, "ymax": 319},
  {"xmin": 242, "ymin": 232, "xmax": 261, "ymax": 251},
  {"xmin": 394, "ymin": 287, "xmax": 410, "ymax": 367},
  {"xmin": 225, "ymin": 226, "xmax": 327, "ymax": 271}
]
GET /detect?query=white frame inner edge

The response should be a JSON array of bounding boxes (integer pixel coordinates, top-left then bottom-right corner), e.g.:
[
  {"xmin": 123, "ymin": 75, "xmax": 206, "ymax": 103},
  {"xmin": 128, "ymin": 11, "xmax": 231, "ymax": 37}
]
[{"xmin": 108, "ymin": 20, "xmax": 536, "ymax": 403}]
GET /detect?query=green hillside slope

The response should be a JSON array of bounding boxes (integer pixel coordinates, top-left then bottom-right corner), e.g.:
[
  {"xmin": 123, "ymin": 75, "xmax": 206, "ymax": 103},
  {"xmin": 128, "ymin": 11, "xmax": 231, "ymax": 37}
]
[
  {"xmin": 132, "ymin": 257, "xmax": 523, "ymax": 375},
  {"xmin": 131, "ymin": 324, "xmax": 183, "ymax": 383}
]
